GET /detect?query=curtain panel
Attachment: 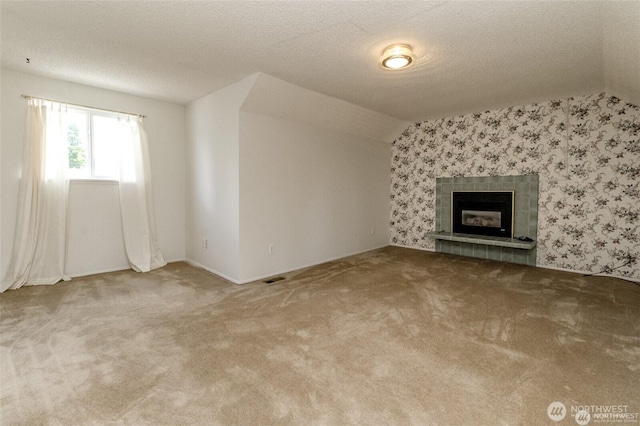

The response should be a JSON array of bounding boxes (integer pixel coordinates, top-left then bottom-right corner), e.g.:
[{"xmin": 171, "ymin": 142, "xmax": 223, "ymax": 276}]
[
  {"xmin": 117, "ymin": 117, "xmax": 166, "ymax": 272},
  {"xmin": 1, "ymin": 99, "xmax": 70, "ymax": 292},
  {"xmin": 1, "ymin": 99, "xmax": 165, "ymax": 293}
]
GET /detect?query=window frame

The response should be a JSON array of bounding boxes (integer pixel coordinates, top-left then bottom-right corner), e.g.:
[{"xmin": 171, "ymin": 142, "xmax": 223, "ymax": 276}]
[{"xmin": 65, "ymin": 106, "xmax": 120, "ymax": 180}]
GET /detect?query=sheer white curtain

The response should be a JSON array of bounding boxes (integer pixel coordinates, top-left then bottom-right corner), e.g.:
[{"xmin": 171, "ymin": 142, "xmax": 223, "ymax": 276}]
[
  {"xmin": 1, "ymin": 99, "xmax": 165, "ymax": 293},
  {"xmin": 117, "ymin": 115, "xmax": 166, "ymax": 272},
  {"xmin": 1, "ymin": 99, "xmax": 70, "ymax": 292}
]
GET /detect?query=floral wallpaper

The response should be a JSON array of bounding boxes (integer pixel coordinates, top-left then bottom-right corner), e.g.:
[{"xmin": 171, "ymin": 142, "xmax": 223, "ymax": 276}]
[{"xmin": 390, "ymin": 93, "xmax": 639, "ymax": 280}]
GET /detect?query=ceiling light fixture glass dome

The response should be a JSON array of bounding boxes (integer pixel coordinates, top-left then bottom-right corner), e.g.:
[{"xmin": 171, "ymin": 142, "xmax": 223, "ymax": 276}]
[{"xmin": 379, "ymin": 44, "xmax": 415, "ymax": 70}]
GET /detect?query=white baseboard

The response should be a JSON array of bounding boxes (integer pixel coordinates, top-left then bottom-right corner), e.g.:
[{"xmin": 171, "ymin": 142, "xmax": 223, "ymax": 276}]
[
  {"xmin": 391, "ymin": 244, "xmax": 639, "ymax": 283},
  {"xmin": 537, "ymin": 263, "xmax": 640, "ymax": 283},
  {"xmin": 390, "ymin": 243, "xmax": 435, "ymax": 252},
  {"xmin": 68, "ymin": 265, "xmax": 131, "ymax": 278},
  {"xmin": 67, "ymin": 257, "xmax": 186, "ymax": 279},
  {"xmin": 183, "ymin": 259, "xmax": 242, "ymax": 284},
  {"xmin": 185, "ymin": 244, "xmax": 391, "ymax": 285},
  {"xmin": 239, "ymin": 244, "xmax": 391, "ymax": 285}
]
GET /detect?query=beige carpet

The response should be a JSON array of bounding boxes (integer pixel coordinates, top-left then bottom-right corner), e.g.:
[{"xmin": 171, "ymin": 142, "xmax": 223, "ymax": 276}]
[{"xmin": 1, "ymin": 246, "xmax": 639, "ymax": 425}]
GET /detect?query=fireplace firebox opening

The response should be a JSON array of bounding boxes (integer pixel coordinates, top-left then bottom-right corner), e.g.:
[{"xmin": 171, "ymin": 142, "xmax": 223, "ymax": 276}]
[{"xmin": 452, "ymin": 191, "xmax": 514, "ymax": 238}]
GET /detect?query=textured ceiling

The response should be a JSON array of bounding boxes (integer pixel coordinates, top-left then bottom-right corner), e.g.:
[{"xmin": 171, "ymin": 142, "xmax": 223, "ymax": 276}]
[{"xmin": 1, "ymin": 1, "xmax": 638, "ymax": 122}]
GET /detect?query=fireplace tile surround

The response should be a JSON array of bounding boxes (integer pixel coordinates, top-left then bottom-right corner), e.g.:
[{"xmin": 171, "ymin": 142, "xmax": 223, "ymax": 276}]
[
  {"xmin": 390, "ymin": 93, "xmax": 639, "ymax": 279},
  {"xmin": 433, "ymin": 175, "xmax": 539, "ymax": 265}
]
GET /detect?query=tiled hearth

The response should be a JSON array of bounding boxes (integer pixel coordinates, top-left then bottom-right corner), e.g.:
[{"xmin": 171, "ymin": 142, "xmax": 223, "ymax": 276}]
[{"xmin": 430, "ymin": 175, "xmax": 539, "ymax": 266}]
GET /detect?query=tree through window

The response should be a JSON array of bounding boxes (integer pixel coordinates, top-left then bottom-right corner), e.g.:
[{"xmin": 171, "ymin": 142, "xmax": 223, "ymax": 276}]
[{"xmin": 65, "ymin": 108, "xmax": 119, "ymax": 178}]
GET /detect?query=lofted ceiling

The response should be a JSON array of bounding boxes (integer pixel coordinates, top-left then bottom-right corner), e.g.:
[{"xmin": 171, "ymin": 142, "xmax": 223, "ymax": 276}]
[{"xmin": 1, "ymin": 1, "xmax": 638, "ymax": 122}]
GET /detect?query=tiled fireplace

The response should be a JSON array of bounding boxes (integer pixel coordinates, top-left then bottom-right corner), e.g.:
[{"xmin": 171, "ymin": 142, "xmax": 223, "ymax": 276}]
[{"xmin": 431, "ymin": 175, "xmax": 539, "ymax": 266}]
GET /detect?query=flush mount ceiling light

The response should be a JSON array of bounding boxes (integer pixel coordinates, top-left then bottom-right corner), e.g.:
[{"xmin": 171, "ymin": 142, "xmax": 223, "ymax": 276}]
[{"xmin": 379, "ymin": 44, "xmax": 415, "ymax": 70}]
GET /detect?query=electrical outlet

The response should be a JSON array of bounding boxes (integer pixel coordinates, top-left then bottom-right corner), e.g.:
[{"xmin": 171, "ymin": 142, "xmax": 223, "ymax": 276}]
[
  {"xmin": 268, "ymin": 244, "xmax": 274, "ymax": 255},
  {"xmin": 202, "ymin": 239, "xmax": 208, "ymax": 249},
  {"xmin": 370, "ymin": 227, "xmax": 375, "ymax": 236}
]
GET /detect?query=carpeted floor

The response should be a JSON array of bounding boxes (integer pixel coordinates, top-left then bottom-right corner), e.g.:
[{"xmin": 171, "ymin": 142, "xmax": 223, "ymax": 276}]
[{"xmin": 1, "ymin": 246, "xmax": 639, "ymax": 425}]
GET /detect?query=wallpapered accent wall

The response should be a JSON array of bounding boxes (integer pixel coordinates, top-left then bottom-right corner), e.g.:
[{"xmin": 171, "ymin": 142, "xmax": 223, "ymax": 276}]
[{"xmin": 390, "ymin": 93, "xmax": 639, "ymax": 280}]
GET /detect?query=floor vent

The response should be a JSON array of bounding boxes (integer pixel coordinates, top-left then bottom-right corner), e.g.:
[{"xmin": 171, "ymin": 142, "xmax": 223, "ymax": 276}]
[{"xmin": 263, "ymin": 277, "xmax": 285, "ymax": 284}]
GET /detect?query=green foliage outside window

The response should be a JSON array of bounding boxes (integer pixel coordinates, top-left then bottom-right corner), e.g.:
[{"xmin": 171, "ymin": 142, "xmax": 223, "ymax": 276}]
[{"xmin": 67, "ymin": 124, "xmax": 86, "ymax": 169}]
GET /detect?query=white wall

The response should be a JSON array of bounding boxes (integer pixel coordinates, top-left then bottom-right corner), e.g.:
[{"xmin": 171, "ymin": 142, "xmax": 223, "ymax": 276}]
[
  {"xmin": 185, "ymin": 73, "xmax": 406, "ymax": 284},
  {"xmin": 184, "ymin": 75, "xmax": 257, "ymax": 282},
  {"xmin": 65, "ymin": 180, "xmax": 128, "ymax": 276},
  {"xmin": 1, "ymin": 69, "xmax": 186, "ymax": 279},
  {"xmin": 238, "ymin": 112, "xmax": 391, "ymax": 282},
  {"xmin": 236, "ymin": 74, "xmax": 405, "ymax": 283}
]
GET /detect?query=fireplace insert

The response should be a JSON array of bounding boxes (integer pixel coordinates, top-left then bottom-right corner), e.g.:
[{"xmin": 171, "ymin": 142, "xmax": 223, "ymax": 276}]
[{"xmin": 452, "ymin": 191, "xmax": 514, "ymax": 238}]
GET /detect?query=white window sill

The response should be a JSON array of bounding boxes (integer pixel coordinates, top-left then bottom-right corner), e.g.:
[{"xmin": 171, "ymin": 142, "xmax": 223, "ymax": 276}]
[{"xmin": 69, "ymin": 178, "xmax": 119, "ymax": 185}]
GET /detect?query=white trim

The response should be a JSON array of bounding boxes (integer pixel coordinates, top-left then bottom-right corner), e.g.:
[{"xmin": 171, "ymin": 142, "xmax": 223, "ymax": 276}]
[
  {"xmin": 185, "ymin": 244, "xmax": 390, "ymax": 285},
  {"xmin": 66, "ymin": 251, "xmax": 637, "ymax": 284},
  {"xmin": 69, "ymin": 178, "xmax": 119, "ymax": 185},
  {"xmin": 68, "ymin": 266, "xmax": 130, "ymax": 278},
  {"xmin": 184, "ymin": 259, "xmax": 242, "ymax": 284},
  {"xmin": 66, "ymin": 257, "xmax": 186, "ymax": 279},
  {"xmin": 240, "ymin": 244, "xmax": 391, "ymax": 284},
  {"xmin": 537, "ymin": 263, "xmax": 640, "ymax": 283},
  {"xmin": 391, "ymin": 243, "xmax": 435, "ymax": 252},
  {"xmin": 394, "ymin": 244, "xmax": 639, "ymax": 283}
]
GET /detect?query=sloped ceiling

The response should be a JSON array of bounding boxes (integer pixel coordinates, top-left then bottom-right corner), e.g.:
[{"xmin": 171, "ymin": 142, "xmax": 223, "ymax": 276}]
[
  {"xmin": 241, "ymin": 73, "xmax": 409, "ymax": 142},
  {"xmin": 1, "ymin": 1, "xmax": 638, "ymax": 122}
]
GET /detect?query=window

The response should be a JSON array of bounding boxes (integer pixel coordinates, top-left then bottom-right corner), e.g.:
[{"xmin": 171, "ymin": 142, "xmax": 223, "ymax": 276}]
[{"xmin": 65, "ymin": 108, "xmax": 120, "ymax": 179}]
